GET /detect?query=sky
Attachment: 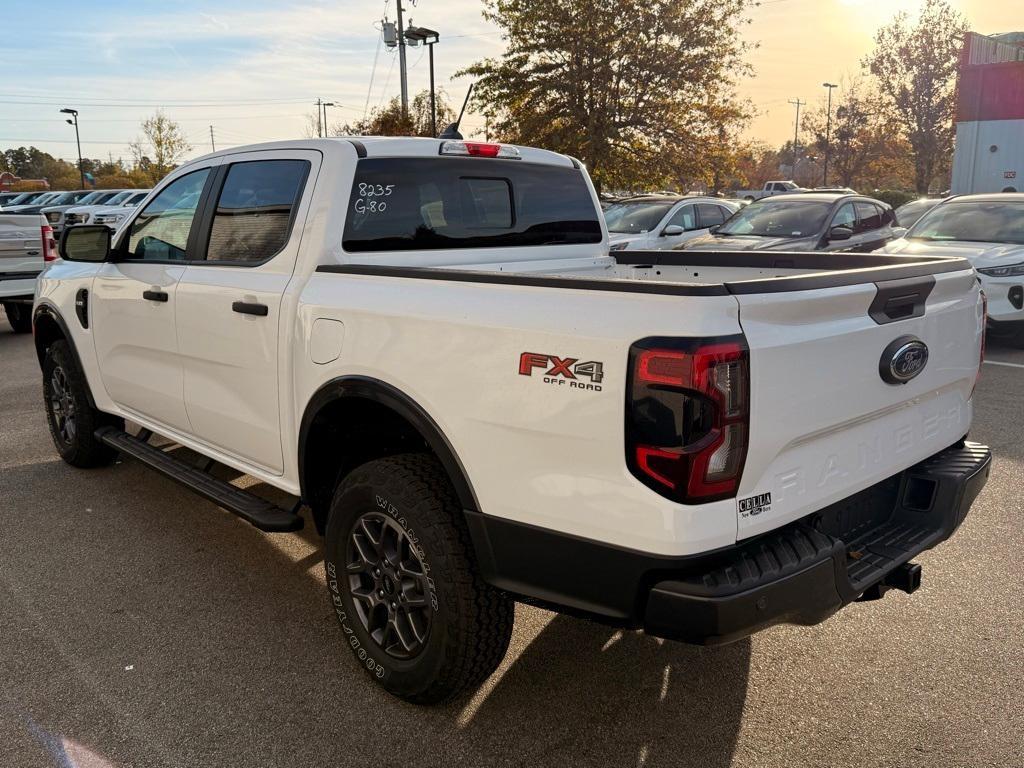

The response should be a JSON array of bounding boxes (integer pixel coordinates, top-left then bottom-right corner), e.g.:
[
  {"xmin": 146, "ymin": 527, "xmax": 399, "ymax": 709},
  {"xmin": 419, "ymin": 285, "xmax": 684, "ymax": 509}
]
[{"xmin": 0, "ymin": 0, "xmax": 1020, "ymax": 168}]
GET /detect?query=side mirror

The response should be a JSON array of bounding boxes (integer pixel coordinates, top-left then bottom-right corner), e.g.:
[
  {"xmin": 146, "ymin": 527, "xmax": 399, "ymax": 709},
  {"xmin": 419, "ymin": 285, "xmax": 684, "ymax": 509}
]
[
  {"xmin": 709, "ymin": 225, "xmax": 721, "ymax": 234},
  {"xmin": 891, "ymin": 226, "xmax": 908, "ymax": 239},
  {"xmin": 60, "ymin": 225, "xmax": 111, "ymax": 262},
  {"xmin": 828, "ymin": 225, "xmax": 854, "ymax": 242},
  {"xmin": 662, "ymin": 225, "xmax": 685, "ymax": 237}
]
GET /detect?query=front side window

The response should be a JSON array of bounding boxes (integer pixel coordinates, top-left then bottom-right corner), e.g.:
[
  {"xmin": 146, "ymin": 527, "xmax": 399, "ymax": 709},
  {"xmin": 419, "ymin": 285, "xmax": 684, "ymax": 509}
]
[
  {"xmin": 666, "ymin": 205, "xmax": 696, "ymax": 231},
  {"xmin": 125, "ymin": 168, "xmax": 210, "ymax": 261},
  {"xmin": 832, "ymin": 203, "xmax": 857, "ymax": 230},
  {"xmin": 205, "ymin": 159, "xmax": 308, "ymax": 263},
  {"xmin": 344, "ymin": 158, "xmax": 603, "ymax": 251}
]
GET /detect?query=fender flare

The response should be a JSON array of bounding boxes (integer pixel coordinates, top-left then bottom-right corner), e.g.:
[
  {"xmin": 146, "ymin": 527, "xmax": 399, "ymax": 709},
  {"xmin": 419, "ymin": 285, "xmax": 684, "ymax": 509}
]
[
  {"xmin": 33, "ymin": 301, "xmax": 97, "ymax": 408},
  {"xmin": 298, "ymin": 376, "xmax": 480, "ymax": 513}
]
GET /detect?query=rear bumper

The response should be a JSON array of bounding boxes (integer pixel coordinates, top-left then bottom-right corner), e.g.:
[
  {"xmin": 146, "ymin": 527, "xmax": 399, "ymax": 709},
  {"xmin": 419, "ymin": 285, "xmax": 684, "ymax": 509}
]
[{"xmin": 468, "ymin": 441, "xmax": 991, "ymax": 644}]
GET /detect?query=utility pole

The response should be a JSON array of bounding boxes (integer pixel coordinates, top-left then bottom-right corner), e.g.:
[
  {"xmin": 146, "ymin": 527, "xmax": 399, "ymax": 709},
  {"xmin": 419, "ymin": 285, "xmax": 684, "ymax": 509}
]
[
  {"xmin": 315, "ymin": 98, "xmax": 322, "ymax": 138},
  {"xmin": 788, "ymin": 99, "xmax": 806, "ymax": 180},
  {"xmin": 209, "ymin": 125, "xmax": 216, "ymax": 152},
  {"xmin": 322, "ymin": 102, "xmax": 335, "ymax": 137},
  {"xmin": 821, "ymin": 83, "xmax": 838, "ymax": 186},
  {"xmin": 396, "ymin": 0, "xmax": 409, "ymax": 117}
]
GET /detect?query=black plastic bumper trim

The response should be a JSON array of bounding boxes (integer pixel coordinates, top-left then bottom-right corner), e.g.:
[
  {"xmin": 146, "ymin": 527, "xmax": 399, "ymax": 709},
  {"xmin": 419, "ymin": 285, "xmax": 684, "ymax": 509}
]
[{"xmin": 467, "ymin": 441, "xmax": 991, "ymax": 645}]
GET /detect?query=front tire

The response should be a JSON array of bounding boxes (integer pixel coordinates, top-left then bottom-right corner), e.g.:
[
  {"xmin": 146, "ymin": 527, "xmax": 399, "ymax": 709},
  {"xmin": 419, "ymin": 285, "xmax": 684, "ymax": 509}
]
[
  {"xmin": 42, "ymin": 340, "xmax": 122, "ymax": 467},
  {"xmin": 324, "ymin": 454, "xmax": 513, "ymax": 704},
  {"xmin": 3, "ymin": 302, "xmax": 32, "ymax": 334}
]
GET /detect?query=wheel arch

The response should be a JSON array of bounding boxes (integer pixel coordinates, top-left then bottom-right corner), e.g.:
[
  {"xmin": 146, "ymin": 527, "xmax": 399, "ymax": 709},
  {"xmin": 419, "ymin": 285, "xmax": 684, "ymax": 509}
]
[
  {"xmin": 298, "ymin": 376, "xmax": 480, "ymax": 534},
  {"xmin": 32, "ymin": 303, "xmax": 97, "ymax": 408}
]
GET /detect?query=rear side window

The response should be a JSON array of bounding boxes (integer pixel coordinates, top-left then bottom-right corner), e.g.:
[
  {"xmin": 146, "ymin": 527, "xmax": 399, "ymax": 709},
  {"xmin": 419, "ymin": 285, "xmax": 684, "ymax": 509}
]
[
  {"xmin": 855, "ymin": 202, "xmax": 883, "ymax": 232},
  {"xmin": 206, "ymin": 159, "xmax": 309, "ymax": 263},
  {"xmin": 342, "ymin": 157, "xmax": 602, "ymax": 252},
  {"xmin": 696, "ymin": 204, "xmax": 727, "ymax": 228}
]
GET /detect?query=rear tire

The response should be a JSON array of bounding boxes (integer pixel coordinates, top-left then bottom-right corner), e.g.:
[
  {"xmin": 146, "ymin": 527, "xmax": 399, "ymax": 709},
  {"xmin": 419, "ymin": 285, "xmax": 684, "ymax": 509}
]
[
  {"xmin": 324, "ymin": 454, "xmax": 513, "ymax": 704},
  {"xmin": 42, "ymin": 340, "xmax": 122, "ymax": 468},
  {"xmin": 3, "ymin": 302, "xmax": 32, "ymax": 334}
]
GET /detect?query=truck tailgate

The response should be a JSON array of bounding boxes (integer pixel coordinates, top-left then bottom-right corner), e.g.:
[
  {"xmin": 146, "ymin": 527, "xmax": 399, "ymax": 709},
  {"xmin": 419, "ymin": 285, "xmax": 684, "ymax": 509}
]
[
  {"xmin": 0, "ymin": 214, "xmax": 44, "ymax": 274},
  {"xmin": 735, "ymin": 268, "xmax": 983, "ymax": 540}
]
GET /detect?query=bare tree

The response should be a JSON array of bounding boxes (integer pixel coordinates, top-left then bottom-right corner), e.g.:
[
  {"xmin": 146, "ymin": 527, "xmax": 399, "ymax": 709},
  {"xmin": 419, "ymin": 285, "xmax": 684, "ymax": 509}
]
[
  {"xmin": 129, "ymin": 111, "xmax": 191, "ymax": 185},
  {"xmin": 862, "ymin": 0, "xmax": 967, "ymax": 193}
]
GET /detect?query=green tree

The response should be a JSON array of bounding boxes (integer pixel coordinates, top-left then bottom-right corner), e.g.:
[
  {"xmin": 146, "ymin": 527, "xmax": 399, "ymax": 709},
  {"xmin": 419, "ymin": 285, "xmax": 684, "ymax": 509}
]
[
  {"xmin": 862, "ymin": 0, "xmax": 968, "ymax": 193},
  {"xmin": 460, "ymin": 0, "xmax": 751, "ymax": 191},
  {"xmin": 129, "ymin": 111, "xmax": 191, "ymax": 185}
]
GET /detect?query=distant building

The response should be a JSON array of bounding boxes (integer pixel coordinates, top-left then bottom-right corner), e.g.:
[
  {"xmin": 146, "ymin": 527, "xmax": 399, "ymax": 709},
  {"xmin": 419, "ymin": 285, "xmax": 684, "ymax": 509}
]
[
  {"xmin": 951, "ymin": 32, "xmax": 1024, "ymax": 195},
  {"xmin": 0, "ymin": 172, "xmax": 50, "ymax": 191}
]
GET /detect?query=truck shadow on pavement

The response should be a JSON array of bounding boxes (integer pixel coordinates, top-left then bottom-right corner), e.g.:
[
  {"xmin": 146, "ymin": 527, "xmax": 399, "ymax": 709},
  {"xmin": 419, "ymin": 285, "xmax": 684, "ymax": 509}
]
[
  {"xmin": 0, "ymin": 447, "xmax": 751, "ymax": 768},
  {"xmin": 457, "ymin": 616, "xmax": 751, "ymax": 768}
]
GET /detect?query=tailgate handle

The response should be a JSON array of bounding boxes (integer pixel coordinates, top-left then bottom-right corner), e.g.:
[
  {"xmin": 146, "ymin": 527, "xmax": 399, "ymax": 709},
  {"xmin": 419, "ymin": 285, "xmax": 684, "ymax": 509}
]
[{"xmin": 869, "ymin": 276, "xmax": 935, "ymax": 325}]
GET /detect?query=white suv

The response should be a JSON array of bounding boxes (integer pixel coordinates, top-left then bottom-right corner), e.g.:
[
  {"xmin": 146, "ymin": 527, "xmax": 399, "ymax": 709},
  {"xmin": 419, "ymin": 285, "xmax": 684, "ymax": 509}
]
[{"xmin": 605, "ymin": 195, "xmax": 738, "ymax": 251}]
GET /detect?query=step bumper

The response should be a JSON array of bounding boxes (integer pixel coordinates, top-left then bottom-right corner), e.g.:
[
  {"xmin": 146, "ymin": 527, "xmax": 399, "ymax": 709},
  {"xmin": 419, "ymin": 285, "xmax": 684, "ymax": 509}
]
[{"xmin": 643, "ymin": 441, "xmax": 992, "ymax": 645}]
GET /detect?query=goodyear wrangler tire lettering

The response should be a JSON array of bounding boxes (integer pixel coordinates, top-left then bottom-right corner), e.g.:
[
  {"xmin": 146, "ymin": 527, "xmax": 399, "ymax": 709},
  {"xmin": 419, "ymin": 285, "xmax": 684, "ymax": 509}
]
[{"xmin": 323, "ymin": 453, "xmax": 513, "ymax": 704}]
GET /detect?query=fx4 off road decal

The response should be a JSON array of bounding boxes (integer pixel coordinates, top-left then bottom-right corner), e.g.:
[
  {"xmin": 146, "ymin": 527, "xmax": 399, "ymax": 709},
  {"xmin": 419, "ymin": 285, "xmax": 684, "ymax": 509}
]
[{"xmin": 519, "ymin": 352, "xmax": 605, "ymax": 392}]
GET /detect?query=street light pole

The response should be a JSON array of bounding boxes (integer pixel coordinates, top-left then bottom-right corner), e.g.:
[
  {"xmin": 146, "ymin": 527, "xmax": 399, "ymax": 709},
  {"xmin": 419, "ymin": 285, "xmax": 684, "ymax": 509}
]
[
  {"xmin": 822, "ymin": 83, "xmax": 838, "ymax": 187},
  {"xmin": 403, "ymin": 25, "xmax": 441, "ymax": 136},
  {"xmin": 60, "ymin": 108, "xmax": 84, "ymax": 189}
]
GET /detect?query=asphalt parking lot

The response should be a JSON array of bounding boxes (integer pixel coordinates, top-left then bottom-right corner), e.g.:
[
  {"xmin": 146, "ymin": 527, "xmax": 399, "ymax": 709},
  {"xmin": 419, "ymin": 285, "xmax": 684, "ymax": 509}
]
[{"xmin": 1, "ymin": 307, "xmax": 1022, "ymax": 768}]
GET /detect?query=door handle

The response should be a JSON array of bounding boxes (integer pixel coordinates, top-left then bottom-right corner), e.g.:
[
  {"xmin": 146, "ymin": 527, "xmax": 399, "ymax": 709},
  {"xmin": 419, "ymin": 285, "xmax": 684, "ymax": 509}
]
[
  {"xmin": 142, "ymin": 289, "xmax": 169, "ymax": 302},
  {"xmin": 232, "ymin": 300, "xmax": 269, "ymax": 317}
]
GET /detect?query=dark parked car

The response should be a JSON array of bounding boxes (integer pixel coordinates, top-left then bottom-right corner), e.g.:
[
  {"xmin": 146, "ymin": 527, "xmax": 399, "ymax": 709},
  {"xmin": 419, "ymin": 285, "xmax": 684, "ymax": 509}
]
[
  {"xmin": 680, "ymin": 193, "xmax": 901, "ymax": 253},
  {"xmin": 895, "ymin": 197, "xmax": 943, "ymax": 229}
]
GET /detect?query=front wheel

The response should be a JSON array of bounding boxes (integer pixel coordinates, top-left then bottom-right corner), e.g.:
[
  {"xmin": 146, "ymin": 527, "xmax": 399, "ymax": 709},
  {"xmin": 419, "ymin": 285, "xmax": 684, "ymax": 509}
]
[
  {"xmin": 324, "ymin": 454, "xmax": 514, "ymax": 704},
  {"xmin": 42, "ymin": 340, "xmax": 122, "ymax": 467},
  {"xmin": 2, "ymin": 302, "xmax": 32, "ymax": 334}
]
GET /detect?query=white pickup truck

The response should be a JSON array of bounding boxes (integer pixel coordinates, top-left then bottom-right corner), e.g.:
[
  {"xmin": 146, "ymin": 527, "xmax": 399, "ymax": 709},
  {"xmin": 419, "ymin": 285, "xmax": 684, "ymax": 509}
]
[
  {"xmin": 735, "ymin": 180, "xmax": 805, "ymax": 202},
  {"xmin": 1, "ymin": 212, "xmax": 54, "ymax": 332},
  {"xmin": 35, "ymin": 137, "xmax": 991, "ymax": 704}
]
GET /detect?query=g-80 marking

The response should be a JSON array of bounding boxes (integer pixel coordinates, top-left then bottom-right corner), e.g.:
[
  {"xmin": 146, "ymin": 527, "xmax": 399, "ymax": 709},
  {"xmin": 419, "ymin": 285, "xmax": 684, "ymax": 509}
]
[{"xmin": 519, "ymin": 352, "xmax": 605, "ymax": 392}]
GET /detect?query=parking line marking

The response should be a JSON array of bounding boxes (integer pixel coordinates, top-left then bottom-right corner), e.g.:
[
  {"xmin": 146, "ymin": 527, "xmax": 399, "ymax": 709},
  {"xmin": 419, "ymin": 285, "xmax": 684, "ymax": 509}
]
[{"xmin": 984, "ymin": 360, "xmax": 1024, "ymax": 370}]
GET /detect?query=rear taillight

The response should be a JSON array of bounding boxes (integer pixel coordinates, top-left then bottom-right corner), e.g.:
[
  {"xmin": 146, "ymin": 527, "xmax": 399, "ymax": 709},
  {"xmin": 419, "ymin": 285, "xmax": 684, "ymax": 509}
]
[
  {"xmin": 41, "ymin": 224, "xmax": 58, "ymax": 262},
  {"xmin": 626, "ymin": 337, "xmax": 750, "ymax": 503}
]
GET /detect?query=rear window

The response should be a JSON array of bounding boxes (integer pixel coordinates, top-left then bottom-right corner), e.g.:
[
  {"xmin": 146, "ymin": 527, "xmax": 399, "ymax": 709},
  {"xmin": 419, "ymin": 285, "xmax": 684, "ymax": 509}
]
[{"xmin": 342, "ymin": 157, "xmax": 602, "ymax": 252}]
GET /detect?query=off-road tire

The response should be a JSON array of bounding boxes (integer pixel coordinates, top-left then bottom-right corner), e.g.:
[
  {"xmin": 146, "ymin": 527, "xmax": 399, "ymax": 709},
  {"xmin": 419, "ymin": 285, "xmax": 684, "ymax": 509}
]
[
  {"xmin": 324, "ymin": 454, "xmax": 513, "ymax": 704},
  {"xmin": 3, "ymin": 302, "xmax": 32, "ymax": 334},
  {"xmin": 42, "ymin": 340, "xmax": 122, "ymax": 468}
]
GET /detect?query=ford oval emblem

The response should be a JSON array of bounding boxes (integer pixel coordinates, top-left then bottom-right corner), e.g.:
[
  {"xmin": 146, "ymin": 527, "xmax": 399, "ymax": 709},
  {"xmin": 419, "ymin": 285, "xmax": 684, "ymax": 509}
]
[{"xmin": 879, "ymin": 336, "xmax": 929, "ymax": 385}]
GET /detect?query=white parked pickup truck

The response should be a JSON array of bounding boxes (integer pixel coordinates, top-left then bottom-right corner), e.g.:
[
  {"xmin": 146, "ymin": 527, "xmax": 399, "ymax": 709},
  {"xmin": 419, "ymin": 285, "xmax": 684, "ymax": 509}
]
[
  {"xmin": 1, "ymin": 212, "xmax": 54, "ymax": 332},
  {"xmin": 734, "ymin": 180, "xmax": 806, "ymax": 202},
  {"xmin": 35, "ymin": 137, "xmax": 991, "ymax": 704}
]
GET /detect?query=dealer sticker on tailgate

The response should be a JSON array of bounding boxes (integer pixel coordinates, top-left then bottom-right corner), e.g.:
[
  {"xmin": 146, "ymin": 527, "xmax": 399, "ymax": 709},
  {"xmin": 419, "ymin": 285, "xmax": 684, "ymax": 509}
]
[{"xmin": 738, "ymin": 492, "xmax": 772, "ymax": 518}]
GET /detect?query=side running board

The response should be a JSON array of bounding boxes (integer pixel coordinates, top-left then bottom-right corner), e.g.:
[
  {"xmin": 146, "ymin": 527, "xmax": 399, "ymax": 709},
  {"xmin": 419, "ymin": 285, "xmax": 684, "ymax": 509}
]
[{"xmin": 95, "ymin": 426, "xmax": 303, "ymax": 532}]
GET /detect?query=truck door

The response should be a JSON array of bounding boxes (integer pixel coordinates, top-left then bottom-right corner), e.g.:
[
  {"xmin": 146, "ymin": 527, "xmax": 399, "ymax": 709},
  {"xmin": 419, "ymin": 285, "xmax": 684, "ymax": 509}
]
[
  {"xmin": 174, "ymin": 151, "xmax": 317, "ymax": 474},
  {"xmin": 91, "ymin": 167, "xmax": 214, "ymax": 432}
]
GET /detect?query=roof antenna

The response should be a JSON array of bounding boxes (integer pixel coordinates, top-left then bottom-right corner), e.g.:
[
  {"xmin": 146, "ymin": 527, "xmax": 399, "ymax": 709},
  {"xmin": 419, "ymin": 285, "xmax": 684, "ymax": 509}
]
[{"xmin": 439, "ymin": 83, "xmax": 473, "ymax": 139}]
